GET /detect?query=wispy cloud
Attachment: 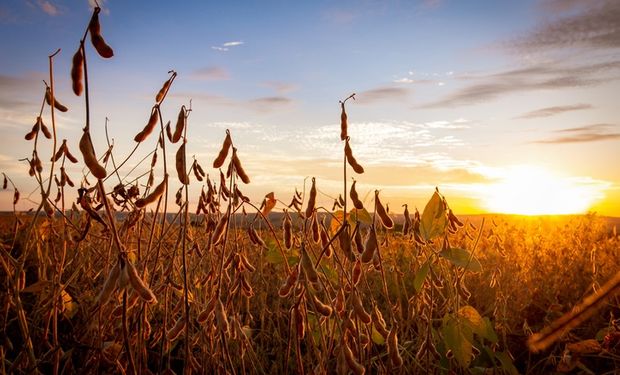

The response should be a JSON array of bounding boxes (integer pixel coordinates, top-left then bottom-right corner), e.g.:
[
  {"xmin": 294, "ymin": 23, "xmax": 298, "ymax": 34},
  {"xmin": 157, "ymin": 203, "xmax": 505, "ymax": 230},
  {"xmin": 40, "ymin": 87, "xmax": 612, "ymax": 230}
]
[
  {"xmin": 37, "ymin": 0, "xmax": 59, "ymax": 16},
  {"xmin": 190, "ymin": 66, "xmax": 229, "ymax": 81},
  {"xmin": 356, "ymin": 87, "xmax": 409, "ymax": 104},
  {"xmin": 211, "ymin": 41, "xmax": 244, "ymax": 52},
  {"xmin": 171, "ymin": 91, "xmax": 292, "ymax": 113},
  {"xmin": 516, "ymin": 103, "xmax": 592, "ymax": 119},
  {"xmin": 421, "ymin": 60, "xmax": 620, "ymax": 108},
  {"xmin": 248, "ymin": 96, "xmax": 292, "ymax": 112},
  {"xmin": 88, "ymin": 0, "xmax": 109, "ymax": 14},
  {"xmin": 222, "ymin": 41, "xmax": 243, "ymax": 47},
  {"xmin": 535, "ymin": 123, "xmax": 620, "ymax": 143},
  {"xmin": 511, "ymin": 0, "xmax": 620, "ymax": 51},
  {"xmin": 262, "ymin": 81, "xmax": 299, "ymax": 94}
]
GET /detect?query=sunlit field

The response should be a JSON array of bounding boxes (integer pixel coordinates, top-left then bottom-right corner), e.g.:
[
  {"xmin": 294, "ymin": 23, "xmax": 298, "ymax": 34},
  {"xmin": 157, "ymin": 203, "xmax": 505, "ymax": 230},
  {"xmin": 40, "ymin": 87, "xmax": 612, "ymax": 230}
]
[{"xmin": 1, "ymin": 4, "xmax": 620, "ymax": 375}]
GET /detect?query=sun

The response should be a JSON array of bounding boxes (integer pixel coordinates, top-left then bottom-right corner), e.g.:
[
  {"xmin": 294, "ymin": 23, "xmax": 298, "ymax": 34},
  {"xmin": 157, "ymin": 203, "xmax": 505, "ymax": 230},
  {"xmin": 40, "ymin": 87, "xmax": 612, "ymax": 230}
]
[{"xmin": 481, "ymin": 166, "xmax": 602, "ymax": 215}]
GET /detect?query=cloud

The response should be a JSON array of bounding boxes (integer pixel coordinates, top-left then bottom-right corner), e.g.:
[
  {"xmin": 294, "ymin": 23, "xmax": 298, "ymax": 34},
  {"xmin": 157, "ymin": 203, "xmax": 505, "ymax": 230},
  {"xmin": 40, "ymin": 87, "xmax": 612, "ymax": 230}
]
[
  {"xmin": 172, "ymin": 91, "xmax": 292, "ymax": 113},
  {"xmin": 37, "ymin": 0, "xmax": 59, "ymax": 16},
  {"xmin": 88, "ymin": 0, "xmax": 109, "ymax": 14},
  {"xmin": 535, "ymin": 123, "xmax": 620, "ymax": 143},
  {"xmin": 190, "ymin": 66, "xmax": 229, "ymax": 81},
  {"xmin": 356, "ymin": 87, "xmax": 409, "ymax": 104},
  {"xmin": 262, "ymin": 81, "xmax": 299, "ymax": 94},
  {"xmin": 516, "ymin": 103, "xmax": 593, "ymax": 119},
  {"xmin": 211, "ymin": 41, "xmax": 244, "ymax": 52},
  {"xmin": 421, "ymin": 60, "xmax": 620, "ymax": 108},
  {"xmin": 510, "ymin": 0, "xmax": 620, "ymax": 51},
  {"xmin": 248, "ymin": 96, "xmax": 292, "ymax": 112},
  {"xmin": 222, "ymin": 41, "xmax": 243, "ymax": 47}
]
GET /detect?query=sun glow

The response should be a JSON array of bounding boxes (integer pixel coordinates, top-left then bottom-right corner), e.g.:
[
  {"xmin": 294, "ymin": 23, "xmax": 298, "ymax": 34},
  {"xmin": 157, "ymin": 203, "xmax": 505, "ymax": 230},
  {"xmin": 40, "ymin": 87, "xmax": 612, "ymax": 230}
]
[{"xmin": 482, "ymin": 166, "xmax": 604, "ymax": 215}]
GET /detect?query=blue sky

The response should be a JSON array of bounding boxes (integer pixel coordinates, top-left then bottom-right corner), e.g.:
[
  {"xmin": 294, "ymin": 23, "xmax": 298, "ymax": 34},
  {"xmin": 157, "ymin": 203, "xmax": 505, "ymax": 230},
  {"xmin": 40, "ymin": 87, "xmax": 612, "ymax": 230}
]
[{"xmin": 1, "ymin": 0, "xmax": 619, "ymax": 215}]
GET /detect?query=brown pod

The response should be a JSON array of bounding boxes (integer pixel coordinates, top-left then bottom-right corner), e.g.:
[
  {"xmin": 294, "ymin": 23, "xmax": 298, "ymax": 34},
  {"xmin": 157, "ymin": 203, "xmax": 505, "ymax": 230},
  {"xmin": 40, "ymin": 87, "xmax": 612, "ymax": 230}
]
[
  {"xmin": 71, "ymin": 47, "xmax": 84, "ymax": 96},
  {"xmin": 311, "ymin": 213, "xmax": 320, "ymax": 243},
  {"xmin": 219, "ymin": 170, "xmax": 231, "ymax": 198},
  {"xmin": 213, "ymin": 131, "xmax": 232, "ymax": 168},
  {"xmin": 90, "ymin": 33, "xmax": 114, "ymax": 59},
  {"xmin": 305, "ymin": 177, "xmax": 316, "ymax": 219},
  {"xmin": 300, "ymin": 244, "xmax": 319, "ymax": 283},
  {"xmin": 175, "ymin": 142, "xmax": 189, "ymax": 185},
  {"xmin": 320, "ymin": 225, "xmax": 332, "ymax": 258},
  {"xmin": 294, "ymin": 306, "xmax": 306, "ymax": 338},
  {"xmin": 79, "ymin": 131, "xmax": 107, "ymax": 179},
  {"xmin": 96, "ymin": 262, "xmax": 120, "ymax": 305},
  {"xmin": 166, "ymin": 317, "xmax": 186, "ymax": 341},
  {"xmin": 126, "ymin": 261, "xmax": 157, "ymax": 303},
  {"xmin": 45, "ymin": 88, "xmax": 68, "ymax": 112},
  {"xmin": 24, "ymin": 130, "xmax": 36, "ymax": 141},
  {"xmin": 135, "ymin": 174, "xmax": 167, "ymax": 208},
  {"xmin": 134, "ymin": 106, "xmax": 159, "ymax": 142},
  {"xmin": 402, "ymin": 204, "xmax": 411, "ymax": 235},
  {"xmin": 172, "ymin": 106, "xmax": 185, "ymax": 143},
  {"xmin": 354, "ymin": 225, "xmax": 364, "ymax": 253},
  {"xmin": 25, "ymin": 118, "xmax": 40, "ymax": 141},
  {"xmin": 192, "ymin": 162, "xmax": 203, "ymax": 182},
  {"xmin": 43, "ymin": 199, "xmax": 54, "ymax": 217},
  {"xmin": 88, "ymin": 9, "xmax": 114, "ymax": 58},
  {"xmin": 339, "ymin": 224, "xmax": 356, "ymax": 262},
  {"xmin": 40, "ymin": 121, "xmax": 52, "ymax": 139},
  {"xmin": 231, "ymin": 148, "xmax": 250, "ymax": 184},
  {"xmin": 387, "ymin": 327, "xmax": 403, "ymax": 367},
  {"xmin": 2, "ymin": 175, "xmax": 7, "ymax": 190},
  {"xmin": 195, "ymin": 162, "xmax": 205, "ymax": 177},
  {"xmin": 372, "ymin": 306, "xmax": 389, "ymax": 339},
  {"xmin": 278, "ymin": 266, "xmax": 299, "ymax": 297},
  {"xmin": 312, "ymin": 294, "xmax": 333, "ymax": 317},
  {"xmin": 33, "ymin": 154, "xmax": 43, "ymax": 173},
  {"xmin": 63, "ymin": 170, "xmax": 74, "ymax": 187},
  {"xmin": 352, "ymin": 259, "xmax": 362, "ymax": 286},
  {"xmin": 342, "ymin": 341, "xmax": 365, "ymax": 375},
  {"xmin": 374, "ymin": 192, "xmax": 393, "ymax": 229},
  {"xmin": 215, "ymin": 298, "xmax": 229, "ymax": 333},
  {"xmin": 212, "ymin": 207, "xmax": 230, "ymax": 246},
  {"xmin": 13, "ymin": 189, "xmax": 20, "ymax": 205},
  {"xmin": 350, "ymin": 180, "xmax": 364, "ymax": 209},
  {"xmin": 156, "ymin": 76, "xmax": 173, "ymax": 103},
  {"xmin": 340, "ymin": 101, "xmax": 348, "ymax": 141},
  {"xmin": 361, "ymin": 225, "xmax": 378, "ymax": 263},
  {"xmin": 345, "ymin": 140, "xmax": 364, "ymax": 174},
  {"xmin": 52, "ymin": 141, "xmax": 66, "ymax": 162},
  {"xmin": 351, "ymin": 292, "xmax": 371, "ymax": 324},
  {"xmin": 283, "ymin": 211, "xmax": 293, "ymax": 250},
  {"xmin": 64, "ymin": 144, "xmax": 78, "ymax": 163}
]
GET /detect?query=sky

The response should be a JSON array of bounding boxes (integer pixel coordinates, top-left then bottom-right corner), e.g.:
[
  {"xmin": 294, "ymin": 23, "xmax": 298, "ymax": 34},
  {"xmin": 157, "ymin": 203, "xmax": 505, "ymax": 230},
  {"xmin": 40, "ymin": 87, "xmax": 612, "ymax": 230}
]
[{"xmin": 0, "ymin": 0, "xmax": 619, "ymax": 216}]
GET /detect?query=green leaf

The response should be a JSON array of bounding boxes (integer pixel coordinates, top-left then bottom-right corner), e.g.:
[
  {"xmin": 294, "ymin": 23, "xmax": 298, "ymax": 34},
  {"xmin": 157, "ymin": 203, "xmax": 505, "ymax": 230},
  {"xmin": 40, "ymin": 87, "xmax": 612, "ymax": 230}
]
[
  {"xmin": 442, "ymin": 315, "xmax": 473, "ymax": 368},
  {"xmin": 371, "ymin": 325, "xmax": 386, "ymax": 345},
  {"xmin": 413, "ymin": 261, "xmax": 430, "ymax": 292},
  {"xmin": 457, "ymin": 306, "xmax": 486, "ymax": 337},
  {"xmin": 420, "ymin": 190, "xmax": 448, "ymax": 241},
  {"xmin": 494, "ymin": 351, "xmax": 519, "ymax": 375},
  {"xmin": 440, "ymin": 248, "xmax": 482, "ymax": 272},
  {"xmin": 330, "ymin": 208, "xmax": 372, "ymax": 235},
  {"xmin": 265, "ymin": 241, "xmax": 298, "ymax": 265},
  {"xmin": 481, "ymin": 317, "xmax": 499, "ymax": 343},
  {"xmin": 349, "ymin": 208, "xmax": 372, "ymax": 225}
]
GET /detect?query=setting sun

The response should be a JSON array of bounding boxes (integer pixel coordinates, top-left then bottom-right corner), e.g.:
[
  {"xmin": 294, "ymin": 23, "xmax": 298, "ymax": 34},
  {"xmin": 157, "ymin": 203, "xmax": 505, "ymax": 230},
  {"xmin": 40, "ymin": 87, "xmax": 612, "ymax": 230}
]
[{"xmin": 482, "ymin": 166, "xmax": 605, "ymax": 215}]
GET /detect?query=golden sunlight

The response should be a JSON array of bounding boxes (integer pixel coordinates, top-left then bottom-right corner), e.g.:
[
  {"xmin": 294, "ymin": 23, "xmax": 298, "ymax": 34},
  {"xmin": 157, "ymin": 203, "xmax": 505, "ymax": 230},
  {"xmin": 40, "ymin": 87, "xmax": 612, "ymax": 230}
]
[{"xmin": 482, "ymin": 166, "xmax": 604, "ymax": 215}]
